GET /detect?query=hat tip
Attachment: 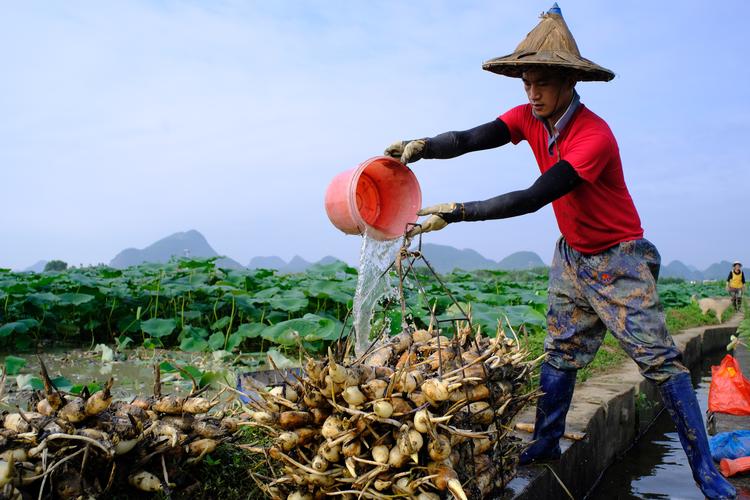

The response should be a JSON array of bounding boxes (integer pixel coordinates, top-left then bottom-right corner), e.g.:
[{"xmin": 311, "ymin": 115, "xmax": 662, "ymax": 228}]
[{"xmin": 548, "ymin": 3, "xmax": 562, "ymax": 16}]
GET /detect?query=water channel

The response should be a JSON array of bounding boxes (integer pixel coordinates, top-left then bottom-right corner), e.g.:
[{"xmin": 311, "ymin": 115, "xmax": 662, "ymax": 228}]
[{"xmin": 588, "ymin": 351, "xmax": 750, "ymax": 499}]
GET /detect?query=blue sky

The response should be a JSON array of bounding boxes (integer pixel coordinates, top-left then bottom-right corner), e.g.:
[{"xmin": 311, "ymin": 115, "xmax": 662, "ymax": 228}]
[{"xmin": 1, "ymin": 1, "xmax": 748, "ymax": 270}]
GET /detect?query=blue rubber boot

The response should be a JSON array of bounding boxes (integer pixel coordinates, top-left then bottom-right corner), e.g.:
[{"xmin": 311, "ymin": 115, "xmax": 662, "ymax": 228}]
[
  {"xmin": 519, "ymin": 362, "xmax": 577, "ymax": 465},
  {"xmin": 660, "ymin": 372, "xmax": 737, "ymax": 499}
]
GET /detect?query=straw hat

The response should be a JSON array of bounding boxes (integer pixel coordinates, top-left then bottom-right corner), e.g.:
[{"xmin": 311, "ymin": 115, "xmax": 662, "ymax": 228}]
[
  {"xmin": 733, "ymin": 261, "xmax": 742, "ymax": 266},
  {"xmin": 482, "ymin": 3, "xmax": 614, "ymax": 82}
]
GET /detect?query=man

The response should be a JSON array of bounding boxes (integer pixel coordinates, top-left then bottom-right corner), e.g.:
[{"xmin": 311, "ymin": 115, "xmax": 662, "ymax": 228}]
[
  {"xmin": 384, "ymin": 4, "xmax": 735, "ymax": 499},
  {"xmin": 727, "ymin": 261, "xmax": 745, "ymax": 312}
]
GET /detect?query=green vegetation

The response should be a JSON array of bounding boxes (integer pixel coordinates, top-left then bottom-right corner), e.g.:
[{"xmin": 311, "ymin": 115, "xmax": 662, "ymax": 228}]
[
  {"xmin": 43, "ymin": 259, "xmax": 68, "ymax": 272},
  {"xmin": 665, "ymin": 302, "xmax": 733, "ymax": 333},
  {"xmin": 658, "ymin": 280, "xmax": 726, "ymax": 308},
  {"xmin": 0, "ymin": 259, "xmax": 550, "ymax": 356},
  {"xmin": 186, "ymin": 426, "xmax": 271, "ymax": 500},
  {"xmin": 728, "ymin": 295, "xmax": 749, "ymax": 350},
  {"xmin": 0, "ymin": 260, "xmax": 733, "ymax": 382},
  {"xmin": 186, "ymin": 444, "xmax": 262, "ymax": 499},
  {"xmin": 0, "ymin": 258, "xmax": 358, "ymax": 355}
]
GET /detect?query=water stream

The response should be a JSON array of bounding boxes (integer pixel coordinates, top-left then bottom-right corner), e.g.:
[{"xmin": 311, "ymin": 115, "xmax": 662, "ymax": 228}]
[{"xmin": 351, "ymin": 233, "xmax": 403, "ymax": 357}]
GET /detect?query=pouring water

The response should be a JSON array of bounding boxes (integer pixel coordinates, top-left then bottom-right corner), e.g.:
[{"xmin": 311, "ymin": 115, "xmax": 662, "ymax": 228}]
[{"xmin": 352, "ymin": 233, "xmax": 403, "ymax": 357}]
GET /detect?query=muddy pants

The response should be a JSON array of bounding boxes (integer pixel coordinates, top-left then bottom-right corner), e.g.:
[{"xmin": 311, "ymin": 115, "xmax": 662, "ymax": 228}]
[{"xmin": 545, "ymin": 238, "xmax": 688, "ymax": 383}]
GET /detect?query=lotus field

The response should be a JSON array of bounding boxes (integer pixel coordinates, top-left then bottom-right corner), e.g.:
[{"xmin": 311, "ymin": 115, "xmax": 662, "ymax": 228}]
[{"xmin": 0, "ymin": 258, "xmax": 729, "ymax": 360}]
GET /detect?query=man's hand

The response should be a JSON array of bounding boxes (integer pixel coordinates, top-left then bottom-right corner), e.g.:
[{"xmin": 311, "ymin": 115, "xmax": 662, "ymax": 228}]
[
  {"xmin": 384, "ymin": 139, "xmax": 426, "ymax": 165},
  {"xmin": 406, "ymin": 202, "xmax": 459, "ymax": 238}
]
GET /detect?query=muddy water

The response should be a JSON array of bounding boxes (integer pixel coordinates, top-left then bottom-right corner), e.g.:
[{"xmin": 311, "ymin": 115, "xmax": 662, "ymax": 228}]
[
  {"xmin": 352, "ymin": 234, "xmax": 402, "ymax": 356},
  {"xmin": 2, "ymin": 347, "xmax": 234, "ymax": 407},
  {"xmin": 588, "ymin": 352, "xmax": 749, "ymax": 499}
]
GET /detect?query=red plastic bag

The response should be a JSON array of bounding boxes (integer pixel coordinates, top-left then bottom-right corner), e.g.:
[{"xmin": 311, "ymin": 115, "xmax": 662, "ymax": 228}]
[{"xmin": 709, "ymin": 354, "xmax": 750, "ymax": 415}]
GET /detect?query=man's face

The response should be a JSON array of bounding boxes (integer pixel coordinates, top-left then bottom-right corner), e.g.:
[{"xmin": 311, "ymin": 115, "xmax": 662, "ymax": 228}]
[
  {"xmin": 522, "ymin": 69, "xmax": 575, "ymax": 121},
  {"xmin": 734, "ymin": 264, "xmax": 742, "ymax": 272}
]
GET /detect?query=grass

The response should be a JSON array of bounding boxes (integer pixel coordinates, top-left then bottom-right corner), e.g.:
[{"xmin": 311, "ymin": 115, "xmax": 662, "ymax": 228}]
[
  {"xmin": 579, "ymin": 335, "xmax": 629, "ymax": 382},
  {"xmin": 185, "ymin": 442, "xmax": 267, "ymax": 499},
  {"xmin": 156, "ymin": 426, "xmax": 271, "ymax": 500},
  {"xmin": 107, "ymin": 429, "xmax": 271, "ymax": 500},
  {"xmin": 665, "ymin": 302, "xmax": 734, "ymax": 333}
]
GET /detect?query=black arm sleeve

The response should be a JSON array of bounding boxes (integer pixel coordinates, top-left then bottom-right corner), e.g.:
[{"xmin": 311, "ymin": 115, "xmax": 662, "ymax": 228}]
[
  {"xmin": 422, "ymin": 119, "xmax": 511, "ymax": 159},
  {"xmin": 443, "ymin": 160, "xmax": 582, "ymax": 223}
]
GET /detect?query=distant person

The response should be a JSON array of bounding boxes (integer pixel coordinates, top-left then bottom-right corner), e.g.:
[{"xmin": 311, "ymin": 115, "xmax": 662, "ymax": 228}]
[
  {"xmin": 727, "ymin": 261, "xmax": 745, "ymax": 312},
  {"xmin": 384, "ymin": 4, "xmax": 734, "ymax": 498}
]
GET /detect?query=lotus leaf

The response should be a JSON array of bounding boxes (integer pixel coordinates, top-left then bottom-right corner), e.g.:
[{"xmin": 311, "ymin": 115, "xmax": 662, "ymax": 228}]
[
  {"xmin": 58, "ymin": 293, "xmax": 95, "ymax": 306},
  {"xmin": 26, "ymin": 292, "xmax": 60, "ymax": 306},
  {"xmin": 141, "ymin": 318, "xmax": 177, "ymax": 338},
  {"xmin": 3, "ymin": 355, "xmax": 26, "ymax": 375},
  {"xmin": 0, "ymin": 319, "xmax": 38, "ymax": 337},
  {"xmin": 180, "ymin": 336, "xmax": 209, "ymax": 352},
  {"xmin": 208, "ymin": 332, "xmax": 226, "ymax": 351}
]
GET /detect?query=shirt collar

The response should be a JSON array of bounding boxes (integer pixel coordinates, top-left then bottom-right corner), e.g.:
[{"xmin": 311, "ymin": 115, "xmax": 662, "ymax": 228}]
[{"xmin": 534, "ymin": 90, "xmax": 580, "ymax": 155}]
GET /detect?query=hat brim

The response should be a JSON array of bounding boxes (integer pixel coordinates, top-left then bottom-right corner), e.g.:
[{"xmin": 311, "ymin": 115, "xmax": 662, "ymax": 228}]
[{"xmin": 483, "ymin": 52, "xmax": 615, "ymax": 82}]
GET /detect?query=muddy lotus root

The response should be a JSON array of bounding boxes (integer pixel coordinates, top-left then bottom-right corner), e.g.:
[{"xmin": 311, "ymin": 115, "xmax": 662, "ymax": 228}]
[{"xmin": 243, "ymin": 324, "xmax": 543, "ymax": 499}]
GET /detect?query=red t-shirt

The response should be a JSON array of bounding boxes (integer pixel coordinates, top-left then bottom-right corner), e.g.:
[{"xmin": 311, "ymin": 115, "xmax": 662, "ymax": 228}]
[{"xmin": 500, "ymin": 103, "xmax": 643, "ymax": 254}]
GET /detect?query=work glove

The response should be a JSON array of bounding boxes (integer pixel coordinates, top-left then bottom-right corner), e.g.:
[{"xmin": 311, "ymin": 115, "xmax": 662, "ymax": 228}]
[
  {"xmin": 384, "ymin": 139, "xmax": 426, "ymax": 165},
  {"xmin": 406, "ymin": 202, "xmax": 462, "ymax": 238}
]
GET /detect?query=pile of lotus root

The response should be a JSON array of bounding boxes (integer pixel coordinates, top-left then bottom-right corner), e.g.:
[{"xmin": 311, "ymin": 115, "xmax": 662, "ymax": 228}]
[
  {"xmin": 0, "ymin": 362, "xmax": 239, "ymax": 498},
  {"xmin": 243, "ymin": 323, "xmax": 543, "ymax": 499}
]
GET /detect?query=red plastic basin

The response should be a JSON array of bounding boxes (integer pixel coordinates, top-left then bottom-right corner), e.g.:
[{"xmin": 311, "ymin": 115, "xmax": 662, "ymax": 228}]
[{"xmin": 325, "ymin": 156, "xmax": 421, "ymax": 241}]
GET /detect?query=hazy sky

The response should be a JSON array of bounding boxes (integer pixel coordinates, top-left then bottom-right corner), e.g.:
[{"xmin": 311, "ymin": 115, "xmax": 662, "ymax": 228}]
[{"xmin": 2, "ymin": 1, "xmax": 748, "ymax": 271}]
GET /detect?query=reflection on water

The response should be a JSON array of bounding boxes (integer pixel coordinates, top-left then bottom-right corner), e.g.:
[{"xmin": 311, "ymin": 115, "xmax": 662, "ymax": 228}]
[
  {"xmin": 588, "ymin": 353, "xmax": 743, "ymax": 500},
  {"xmin": 589, "ymin": 421, "xmax": 695, "ymax": 499}
]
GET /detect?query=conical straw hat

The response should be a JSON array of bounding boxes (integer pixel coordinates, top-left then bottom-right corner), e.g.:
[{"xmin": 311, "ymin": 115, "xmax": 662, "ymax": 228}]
[{"xmin": 482, "ymin": 3, "xmax": 614, "ymax": 82}]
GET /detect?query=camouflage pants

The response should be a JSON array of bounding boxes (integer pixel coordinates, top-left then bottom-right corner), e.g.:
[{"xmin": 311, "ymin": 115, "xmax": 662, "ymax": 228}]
[{"xmin": 545, "ymin": 238, "xmax": 687, "ymax": 383}]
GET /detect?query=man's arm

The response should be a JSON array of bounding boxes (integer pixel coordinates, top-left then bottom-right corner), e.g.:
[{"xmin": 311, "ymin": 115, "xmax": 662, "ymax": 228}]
[
  {"xmin": 441, "ymin": 160, "xmax": 581, "ymax": 223},
  {"xmin": 423, "ymin": 119, "xmax": 511, "ymax": 159},
  {"xmin": 387, "ymin": 119, "xmax": 513, "ymax": 164}
]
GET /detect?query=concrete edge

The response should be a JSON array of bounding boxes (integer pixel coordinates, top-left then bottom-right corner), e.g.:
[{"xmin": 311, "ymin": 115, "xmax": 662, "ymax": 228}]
[{"xmin": 501, "ymin": 315, "xmax": 743, "ymax": 499}]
